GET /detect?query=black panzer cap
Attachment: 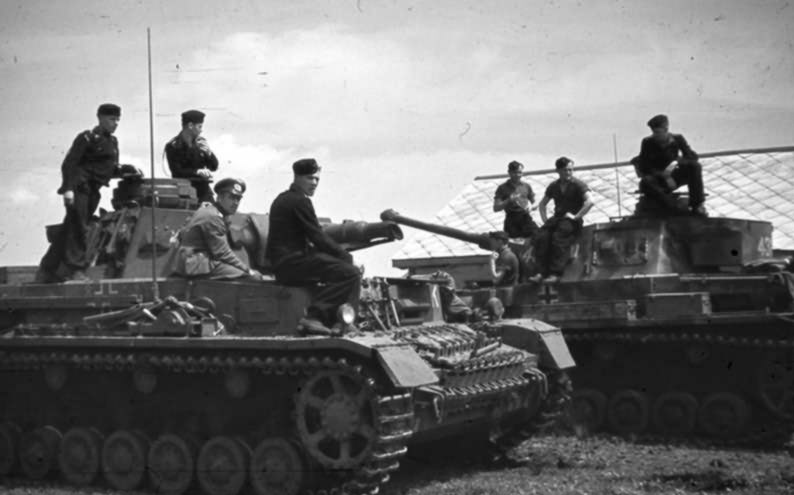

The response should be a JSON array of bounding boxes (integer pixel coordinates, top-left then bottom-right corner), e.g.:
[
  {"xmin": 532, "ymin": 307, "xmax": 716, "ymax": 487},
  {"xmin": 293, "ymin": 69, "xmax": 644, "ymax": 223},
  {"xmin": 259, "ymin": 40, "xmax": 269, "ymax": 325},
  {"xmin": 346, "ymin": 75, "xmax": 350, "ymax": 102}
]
[
  {"xmin": 97, "ymin": 103, "xmax": 121, "ymax": 117},
  {"xmin": 293, "ymin": 158, "xmax": 321, "ymax": 176},
  {"xmin": 181, "ymin": 109, "xmax": 206, "ymax": 125},
  {"xmin": 647, "ymin": 114, "xmax": 669, "ymax": 129}
]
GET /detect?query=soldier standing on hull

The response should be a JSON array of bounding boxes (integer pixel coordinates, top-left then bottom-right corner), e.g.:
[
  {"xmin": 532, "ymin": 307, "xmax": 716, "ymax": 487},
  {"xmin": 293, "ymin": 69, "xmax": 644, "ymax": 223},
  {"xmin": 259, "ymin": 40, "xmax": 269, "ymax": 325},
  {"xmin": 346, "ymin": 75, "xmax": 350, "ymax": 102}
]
[
  {"xmin": 630, "ymin": 114, "xmax": 707, "ymax": 216},
  {"xmin": 173, "ymin": 178, "xmax": 265, "ymax": 280},
  {"xmin": 165, "ymin": 110, "xmax": 219, "ymax": 203},
  {"xmin": 531, "ymin": 157, "xmax": 593, "ymax": 283},
  {"xmin": 35, "ymin": 103, "xmax": 142, "ymax": 283},
  {"xmin": 493, "ymin": 160, "xmax": 538, "ymax": 238},
  {"xmin": 266, "ymin": 158, "xmax": 361, "ymax": 333},
  {"xmin": 489, "ymin": 231, "xmax": 519, "ymax": 287}
]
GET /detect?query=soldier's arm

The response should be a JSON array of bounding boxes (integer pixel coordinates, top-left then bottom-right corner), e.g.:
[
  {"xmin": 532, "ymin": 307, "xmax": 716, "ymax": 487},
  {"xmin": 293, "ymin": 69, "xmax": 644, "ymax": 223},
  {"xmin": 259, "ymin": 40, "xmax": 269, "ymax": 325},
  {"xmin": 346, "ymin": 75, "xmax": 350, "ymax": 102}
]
[
  {"xmin": 294, "ymin": 197, "xmax": 352, "ymax": 262},
  {"xmin": 202, "ymin": 216, "xmax": 250, "ymax": 272},
  {"xmin": 538, "ymin": 195, "xmax": 551, "ymax": 223},
  {"xmin": 573, "ymin": 190, "xmax": 594, "ymax": 221},
  {"xmin": 58, "ymin": 132, "xmax": 90, "ymax": 194},
  {"xmin": 676, "ymin": 134, "xmax": 698, "ymax": 163},
  {"xmin": 196, "ymin": 137, "xmax": 219, "ymax": 172},
  {"xmin": 493, "ymin": 185, "xmax": 511, "ymax": 212},
  {"xmin": 164, "ymin": 142, "xmax": 195, "ymax": 178}
]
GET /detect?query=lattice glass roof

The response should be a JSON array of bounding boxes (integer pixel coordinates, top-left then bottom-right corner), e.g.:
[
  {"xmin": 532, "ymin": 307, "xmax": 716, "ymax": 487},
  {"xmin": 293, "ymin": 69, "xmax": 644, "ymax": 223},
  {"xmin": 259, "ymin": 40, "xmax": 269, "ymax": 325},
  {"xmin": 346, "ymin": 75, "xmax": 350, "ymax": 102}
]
[{"xmin": 393, "ymin": 147, "xmax": 794, "ymax": 260}]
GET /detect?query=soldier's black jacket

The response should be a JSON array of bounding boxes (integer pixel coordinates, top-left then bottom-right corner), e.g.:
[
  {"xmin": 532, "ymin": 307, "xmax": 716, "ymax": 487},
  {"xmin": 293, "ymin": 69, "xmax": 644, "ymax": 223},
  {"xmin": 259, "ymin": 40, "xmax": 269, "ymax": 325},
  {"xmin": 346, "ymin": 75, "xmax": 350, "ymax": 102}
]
[
  {"xmin": 633, "ymin": 134, "xmax": 698, "ymax": 176},
  {"xmin": 57, "ymin": 126, "xmax": 119, "ymax": 194},
  {"xmin": 164, "ymin": 135, "xmax": 218, "ymax": 179},
  {"xmin": 265, "ymin": 184, "xmax": 349, "ymax": 265}
]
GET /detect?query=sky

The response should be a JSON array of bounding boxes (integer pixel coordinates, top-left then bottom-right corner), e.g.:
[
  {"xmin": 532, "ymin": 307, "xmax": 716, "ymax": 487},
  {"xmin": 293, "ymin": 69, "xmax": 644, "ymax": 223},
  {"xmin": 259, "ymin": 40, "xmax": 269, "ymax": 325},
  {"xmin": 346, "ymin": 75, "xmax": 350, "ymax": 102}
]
[{"xmin": 0, "ymin": 0, "xmax": 792, "ymax": 275}]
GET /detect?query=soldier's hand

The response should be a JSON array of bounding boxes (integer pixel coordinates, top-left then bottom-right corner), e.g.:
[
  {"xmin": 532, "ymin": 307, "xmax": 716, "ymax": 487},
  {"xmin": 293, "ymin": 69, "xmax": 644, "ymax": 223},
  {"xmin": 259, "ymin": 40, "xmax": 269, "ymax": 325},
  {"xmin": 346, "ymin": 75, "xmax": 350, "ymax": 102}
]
[
  {"xmin": 196, "ymin": 168, "xmax": 212, "ymax": 179},
  {"xmin": 62, "ymin": 190, "xmax": 75, "ymax": 207}
]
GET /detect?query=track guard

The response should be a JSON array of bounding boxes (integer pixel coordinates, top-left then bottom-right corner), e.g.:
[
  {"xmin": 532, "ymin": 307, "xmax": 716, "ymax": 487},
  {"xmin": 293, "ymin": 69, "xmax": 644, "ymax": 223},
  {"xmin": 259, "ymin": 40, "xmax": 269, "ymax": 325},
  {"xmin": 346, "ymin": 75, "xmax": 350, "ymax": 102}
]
[
  {"xmin": 492, "ymin": 318, "xmax": 575, "ymax": 370},
  {"xmin": 375, "ymin": 344, "xmax": 439, "ymax": 388}
]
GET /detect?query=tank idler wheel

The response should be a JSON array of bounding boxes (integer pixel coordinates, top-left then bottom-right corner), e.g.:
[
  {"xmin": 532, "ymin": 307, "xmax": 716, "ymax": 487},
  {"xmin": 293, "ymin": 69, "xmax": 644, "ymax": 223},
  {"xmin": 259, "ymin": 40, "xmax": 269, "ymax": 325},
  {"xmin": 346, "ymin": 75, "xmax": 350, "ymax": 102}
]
[
  {"xmin": 756, "ymin": 350, "xmax": 794, "ymax": 420},
  {"xmin": 196, "ymin": 436, "xmax": 250, "ymax": 495},
  {"xmin": 569, "ymin": 389, "xmax": 607, "ymax": 434},
  {"xmin": 698, "ymin": 392, "xmax": 750, "ymax": 438},
  {"xmin": 606, "ymin": 390, "xmax": 650, "ymax": 435},
  {"xmin": 250, "ymin": 438, "xmax": 306, "ymax": 495},
  {"xmin": 102, "ymin": 430, "xmax": 150, "ymax": 491},
  {"xmin": 651, "ymin": 392, "xmax": 698, "ymax": 435},
  {"xmin": 148, "ymin": 433, "xmax": 198, "ymax": 495},
  {"xmin": 0, "ymin": 422, "xmax": 22, "ymax": 476},
  {"xmin": 19, "ymin": 425, "xmax": 62, "ymax": 479},
  {"xmin": 58, "ymin": 427, "xmax": 104, "ymax": 485},
  {"xmin": 295, "ymin": 369, "xmax": 378, "ymax": 470}
]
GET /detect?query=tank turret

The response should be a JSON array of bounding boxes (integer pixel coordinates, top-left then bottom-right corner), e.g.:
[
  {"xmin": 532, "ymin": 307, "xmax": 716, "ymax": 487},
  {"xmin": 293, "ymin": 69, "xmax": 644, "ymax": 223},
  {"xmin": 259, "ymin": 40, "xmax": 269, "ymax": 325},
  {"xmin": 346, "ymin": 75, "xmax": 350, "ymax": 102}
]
[{"xmin": 0, "ymin": 177, "xmax": 574, "ymax": 495}]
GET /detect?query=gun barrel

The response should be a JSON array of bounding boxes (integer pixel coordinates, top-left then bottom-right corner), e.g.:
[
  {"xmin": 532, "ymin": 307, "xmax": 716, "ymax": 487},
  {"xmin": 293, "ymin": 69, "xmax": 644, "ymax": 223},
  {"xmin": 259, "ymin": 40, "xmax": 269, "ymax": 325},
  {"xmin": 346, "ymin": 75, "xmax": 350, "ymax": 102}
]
[
  {"xmin": 323, "ymin": 221, "xmax": 404, "ymax": 251},
  {"xmin": 380, "ymin": 209, "xmax": 494, "ymax": 251}
]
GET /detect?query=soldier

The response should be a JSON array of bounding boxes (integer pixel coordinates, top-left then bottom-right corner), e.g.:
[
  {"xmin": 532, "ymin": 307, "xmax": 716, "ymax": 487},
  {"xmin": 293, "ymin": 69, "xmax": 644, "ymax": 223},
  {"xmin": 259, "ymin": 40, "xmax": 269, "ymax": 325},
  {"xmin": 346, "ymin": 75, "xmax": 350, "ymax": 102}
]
[
  {"xmin": 532, "ymin": 157, "xmax": 593, "ymax": 283},
  {"xmin": 266, "ymin": 158, "xmax": 361, "ymax": 333},
  {"xmin": 172, "ymin": 178, "xmax": 265, "ymax": 280},
  {"xmin": 489, "ymin": 231, "xmax": 519, "ymax": 287},
  {"xmin": 493, "ymin": 160, "xmax": 538, "ymax": 238},
  {"xmin": 165, "ymin": 109, "xmax": 219, "ymax": 203},
  {"xmin": 630, "ymin": 114, "xmax": 707, "ymax": 216},
  {"xmin": 35, "ymin": 103, "xmax": 142, "ymax": 283}
]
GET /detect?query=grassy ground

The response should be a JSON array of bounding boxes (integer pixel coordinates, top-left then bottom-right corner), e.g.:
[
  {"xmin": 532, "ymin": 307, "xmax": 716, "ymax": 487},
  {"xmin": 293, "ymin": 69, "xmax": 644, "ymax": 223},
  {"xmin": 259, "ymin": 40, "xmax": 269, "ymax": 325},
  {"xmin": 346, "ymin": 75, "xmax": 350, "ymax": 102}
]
[{"xmin": 1, "ymin": 434, "xmax": 792, "ymax": 495}]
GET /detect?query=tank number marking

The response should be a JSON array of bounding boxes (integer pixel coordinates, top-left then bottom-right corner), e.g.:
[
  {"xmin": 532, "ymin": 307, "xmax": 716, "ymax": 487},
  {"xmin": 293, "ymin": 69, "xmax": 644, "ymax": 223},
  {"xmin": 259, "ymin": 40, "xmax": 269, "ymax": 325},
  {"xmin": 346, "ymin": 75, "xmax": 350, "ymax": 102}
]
[{"xmin": 93, "ymin": 282, "xmax": 120, "ymax": 296}]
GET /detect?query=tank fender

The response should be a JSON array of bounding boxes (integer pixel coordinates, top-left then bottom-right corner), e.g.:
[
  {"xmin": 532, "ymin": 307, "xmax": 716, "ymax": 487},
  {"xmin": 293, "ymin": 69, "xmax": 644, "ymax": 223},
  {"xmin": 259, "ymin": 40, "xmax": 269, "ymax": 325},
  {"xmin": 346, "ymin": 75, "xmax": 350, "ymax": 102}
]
[
  {"xmin": 343, "ymin": 334, "xmax": 439, "ymax": 388},
  {"xmin": 491, "ymin": 318, "xmax": 575, "ymax": 370}
]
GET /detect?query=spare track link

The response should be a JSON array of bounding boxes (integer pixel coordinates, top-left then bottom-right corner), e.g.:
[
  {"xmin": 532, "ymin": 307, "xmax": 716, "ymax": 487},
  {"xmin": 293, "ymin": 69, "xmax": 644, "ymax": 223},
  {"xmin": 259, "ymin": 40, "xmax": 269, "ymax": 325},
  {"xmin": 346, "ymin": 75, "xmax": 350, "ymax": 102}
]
[{"xmin": 0, "ymin": 348, "xmax": 415, "ymax": 495}]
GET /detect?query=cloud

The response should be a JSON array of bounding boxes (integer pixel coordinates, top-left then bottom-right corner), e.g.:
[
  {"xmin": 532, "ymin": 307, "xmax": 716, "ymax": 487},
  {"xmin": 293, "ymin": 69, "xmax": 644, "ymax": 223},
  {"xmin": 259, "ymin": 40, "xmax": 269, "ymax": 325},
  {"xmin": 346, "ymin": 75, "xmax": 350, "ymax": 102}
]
[{"xmin": 9, "ymin": 186, "xmax": 39, "ymax": 204}]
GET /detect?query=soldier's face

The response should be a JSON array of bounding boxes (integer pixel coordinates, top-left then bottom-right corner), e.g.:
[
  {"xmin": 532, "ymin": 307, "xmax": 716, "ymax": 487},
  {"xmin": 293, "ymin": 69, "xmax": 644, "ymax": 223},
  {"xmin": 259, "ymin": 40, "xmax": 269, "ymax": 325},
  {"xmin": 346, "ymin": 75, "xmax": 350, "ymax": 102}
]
[
  {"xmin": 508, "ymin": 167, "xmax": 523, "ymax": 182},
  {"xmin": 217, "ymin": 192, "xmax": 242, "ymax": 215},
  {"xmin": 651, "ymin": 125, "xmax": 669, "ymax": 142},
  {"xmin": 557, "ymin": 164, "xmax": 574, "ymax": 182},
  {"xmin": 98, "ymin": 115, "xmax": 120, "ymax": 134},
  {"xmin": 188, "ymin": 122, "xmax": 203, "ymax": 138},
  {"xmin": 294, "ymin": 173, "xmax": 320, "ymax": 197}
]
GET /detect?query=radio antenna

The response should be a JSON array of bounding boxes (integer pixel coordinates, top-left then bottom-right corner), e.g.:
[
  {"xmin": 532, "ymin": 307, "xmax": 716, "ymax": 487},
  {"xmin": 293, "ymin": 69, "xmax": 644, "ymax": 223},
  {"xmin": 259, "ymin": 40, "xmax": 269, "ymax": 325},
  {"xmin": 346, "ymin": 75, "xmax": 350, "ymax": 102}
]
[
  {"xmin": 147, "ymin": 27, "xmax": 160, "ymax": 301},
  {"xmin": 613, "ymin": 133, "xmax": 622, "ymax": 217}
]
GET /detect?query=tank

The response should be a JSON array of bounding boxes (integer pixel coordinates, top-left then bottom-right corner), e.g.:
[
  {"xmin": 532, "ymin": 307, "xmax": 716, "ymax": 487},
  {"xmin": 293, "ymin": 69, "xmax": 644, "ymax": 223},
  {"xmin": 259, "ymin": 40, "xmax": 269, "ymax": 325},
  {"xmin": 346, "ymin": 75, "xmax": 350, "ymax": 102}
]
[
  {"xmin": 0, "ymin": 177, "xmax": 574, "ymax": 495},
  {"xmin": 381, "ymin": 207, "xmax": 794, "ymax": 446}
]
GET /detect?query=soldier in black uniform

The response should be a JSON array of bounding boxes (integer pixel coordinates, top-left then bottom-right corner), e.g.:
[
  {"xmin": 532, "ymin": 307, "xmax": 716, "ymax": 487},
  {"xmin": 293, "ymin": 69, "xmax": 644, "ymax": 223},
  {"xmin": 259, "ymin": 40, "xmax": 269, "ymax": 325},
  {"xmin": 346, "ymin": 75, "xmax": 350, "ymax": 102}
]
[
  {"xmin": 532, "ymin": 157, "xmax": 593, "ymax": 283},
  {"xmin": 493, "ymin": 160, "xmax": 538, "ymax": 238},
  {"xmin": 172, "ymin": 178, "xmax": 264, "ymax": 280},
  {"xmin": 165, "ymin": 109, "xmax": 219, "ymax": 203},
  {"xmin": 266, "ymin": 158, "xmax": 361, "ymax": 331},
  {"xmin": 630, "ymin": 114, "xmax": 707, "ymax": 216},
  {"xmin": 35, "ymin": 103, "xmax": 141, "ymax": 283}
]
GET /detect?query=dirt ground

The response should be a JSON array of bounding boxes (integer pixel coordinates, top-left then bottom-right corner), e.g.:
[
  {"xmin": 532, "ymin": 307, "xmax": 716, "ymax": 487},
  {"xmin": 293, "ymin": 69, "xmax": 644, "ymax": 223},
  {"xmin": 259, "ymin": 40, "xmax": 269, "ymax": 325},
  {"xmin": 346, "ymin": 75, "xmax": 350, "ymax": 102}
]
[{"xmin": 1, "ymin": 433, "xmax": 792, "ymax": 495}]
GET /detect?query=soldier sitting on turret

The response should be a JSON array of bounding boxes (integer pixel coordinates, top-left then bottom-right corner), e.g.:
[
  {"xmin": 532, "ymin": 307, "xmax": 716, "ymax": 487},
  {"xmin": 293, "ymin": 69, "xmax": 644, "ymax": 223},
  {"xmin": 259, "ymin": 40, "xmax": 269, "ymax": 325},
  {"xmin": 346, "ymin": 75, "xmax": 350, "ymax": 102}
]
[
  {"xmin": 630, "ymin": 114, "xmax": 707, "ymax": 216},
  {"xmin": 531, "ymin": 157, "xmax": 594, "ymax": 283},
  {"xmin": 172, "ymin": 178, "xmax": 265, "ymax": 280},
  {"xmin": 493, "ymin": 160, "xmax": 538, "ymax": 238}
]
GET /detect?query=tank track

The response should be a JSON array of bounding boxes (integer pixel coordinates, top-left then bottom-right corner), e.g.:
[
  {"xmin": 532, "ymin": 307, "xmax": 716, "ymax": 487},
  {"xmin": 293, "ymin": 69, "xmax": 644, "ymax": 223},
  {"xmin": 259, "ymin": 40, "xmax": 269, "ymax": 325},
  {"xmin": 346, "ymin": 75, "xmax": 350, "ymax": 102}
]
[
  {"xmin": 0, "ymin": 345, "xmax": 414, "ymax": 495},
  {"xmin": 565, "ymin": 329, "xmax": 794, "ymax": 448}
]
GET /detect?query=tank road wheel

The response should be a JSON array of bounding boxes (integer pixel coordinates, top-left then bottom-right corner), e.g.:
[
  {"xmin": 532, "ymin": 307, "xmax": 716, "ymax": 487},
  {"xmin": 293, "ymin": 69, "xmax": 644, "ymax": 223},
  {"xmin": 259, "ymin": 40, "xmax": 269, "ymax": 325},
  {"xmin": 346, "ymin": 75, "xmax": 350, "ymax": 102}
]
[
  {"xmin": 607, "ymin": 390, "xmax": 650, "ymax": 435},
  {"xmin": 102, "ymin": 430, "xmax": 150, "ymax": 491},
  {"xmin": 19, "ymin": 425, "xmax": 62, "ymax": 479},
  {"xmin": 58, "ymin": 427, "xmax": 104, "ymax": 485},
  {"xmin": 756, "ymin": 350, "xmax": 794, "ymax": 420},
  {"xmin": 148, "ymin": 434, "xmax": 197, "ymax": 495},
  {"xmin": 295, "ymin": 369, "xmax": 378, "ymax": 470},
  {"xmin": 651, "ymin": 393, "xmax": 698, "ymax": 435},
  {"xmin": 0, "ymin": 422, "xmax": 21, "ymax": 476},
  {"xmin": 698, "ymin": 393, "xmax": 750, "ymax": 438},
  {"xmin": 570, "ymin": 389, "xmax": 607, "ymax": 434},
  {"xmin": 250, "ymin": 438, "xmax": 306, "ymax": 495},
  {"xmin": 196, "ymin": 436, "xmax": 250, "ymax": 495}
]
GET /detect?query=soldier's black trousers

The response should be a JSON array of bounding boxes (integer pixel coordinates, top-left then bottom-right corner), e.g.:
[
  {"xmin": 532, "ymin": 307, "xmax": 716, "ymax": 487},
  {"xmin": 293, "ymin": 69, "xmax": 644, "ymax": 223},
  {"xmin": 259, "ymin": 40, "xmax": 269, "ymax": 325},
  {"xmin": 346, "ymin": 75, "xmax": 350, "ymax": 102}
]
[
  {"xmin": 39, "ymin": 185, "xmax": 101, "ymax": 276},
  {"xmin": 534, "ymin": 217, "xmax": 581, "ymax": 277},
  {"xmin": 503, "ymin": 210, "xmax": 538, "ymax": 238},
  {"xmin": 273, "ymin": 252, "xmax": 361, "ymax": 325},
  {"xmin": 639, "ymin": 160, "xmax": 705, "ymax": 209}
]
